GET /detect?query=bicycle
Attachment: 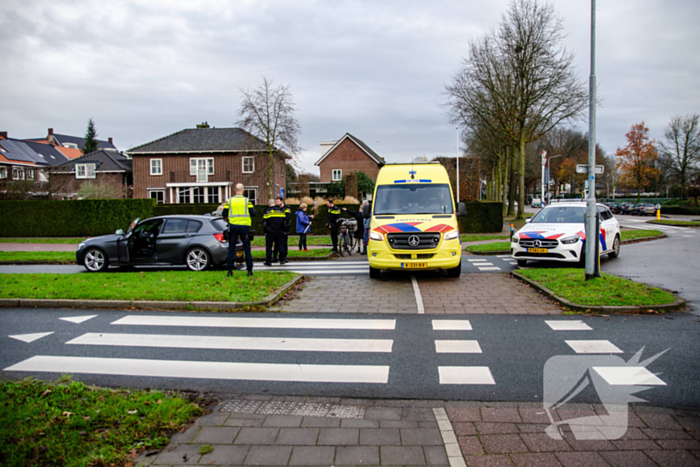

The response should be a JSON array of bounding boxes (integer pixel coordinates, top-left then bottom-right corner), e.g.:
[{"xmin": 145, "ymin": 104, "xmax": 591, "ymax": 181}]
[{"xmin": 338, "ymin": 218, "xmax": 357, "ymax": 257}]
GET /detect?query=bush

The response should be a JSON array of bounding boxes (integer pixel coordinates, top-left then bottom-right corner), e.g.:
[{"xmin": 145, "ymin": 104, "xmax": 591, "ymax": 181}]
[
  {"xmin": 660, "ymin": 206, "xmax": 700, "ymax": 215},
  {"xmin": 0, "ymin": 199, "xmax": 156, "ymax": 237},
  {"xmin": 458, "ymin": 202, "xmax": 503, "ymax": 233}
]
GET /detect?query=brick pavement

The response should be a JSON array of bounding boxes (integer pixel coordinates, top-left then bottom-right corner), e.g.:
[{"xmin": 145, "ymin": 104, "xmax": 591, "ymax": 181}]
[
  {"xmin": 137, "ymin": 397, "xmax": 700, "ymax": 466},
  {"xmin": 276, "ymin": 273, "xmax": 561, "ymax": 315}
]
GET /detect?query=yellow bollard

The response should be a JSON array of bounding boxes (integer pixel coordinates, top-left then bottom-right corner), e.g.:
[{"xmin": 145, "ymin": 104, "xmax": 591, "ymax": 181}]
[{"xmin": 657, "ymin": 208, "xmax": 661, "ymax": 220}]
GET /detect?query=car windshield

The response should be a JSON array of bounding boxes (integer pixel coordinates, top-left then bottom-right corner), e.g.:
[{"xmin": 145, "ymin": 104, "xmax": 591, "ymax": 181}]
[
  {"xmin": 529, "ymin": 206, "xmax": 586, "ymax": 224},
  {"xmin": 373, "ymin": 183, "xmax": 454, "ymax": 215}
]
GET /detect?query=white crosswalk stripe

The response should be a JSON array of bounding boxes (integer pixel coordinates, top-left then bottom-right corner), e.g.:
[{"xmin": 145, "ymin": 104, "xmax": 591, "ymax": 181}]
[
  {"xmin": 260, "ymin": 260, "xmax": 368, "ymax": 275},
  {"xmin": 111, "ymin": 315, "xmax": 396, "ymax": 330}
]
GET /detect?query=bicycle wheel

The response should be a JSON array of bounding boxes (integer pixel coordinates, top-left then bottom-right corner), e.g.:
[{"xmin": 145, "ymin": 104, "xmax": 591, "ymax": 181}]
[{"xmin": 338, "ymin": 233, "xmax": 346, "ymax": 257}]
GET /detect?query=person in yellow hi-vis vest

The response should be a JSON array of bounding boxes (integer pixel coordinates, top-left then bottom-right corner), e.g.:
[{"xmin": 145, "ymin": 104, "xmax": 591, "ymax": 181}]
[{"xmin": 222, "ymin": 183, "xmax": 257, "ymax": 277}]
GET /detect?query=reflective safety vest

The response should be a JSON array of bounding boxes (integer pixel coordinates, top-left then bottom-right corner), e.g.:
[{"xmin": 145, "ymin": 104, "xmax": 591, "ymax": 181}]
[{"xmin": 225, "ymin": 195, "xmax": 253, "ymax": 226}]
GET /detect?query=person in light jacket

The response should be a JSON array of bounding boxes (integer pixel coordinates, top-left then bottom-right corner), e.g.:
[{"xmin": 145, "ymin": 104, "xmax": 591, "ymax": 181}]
[{"xmin": 296, "ymin": 203, "xmax": 314, "ymax": 251}]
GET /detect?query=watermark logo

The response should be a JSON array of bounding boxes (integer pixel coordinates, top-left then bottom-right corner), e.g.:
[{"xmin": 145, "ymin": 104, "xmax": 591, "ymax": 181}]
[{"xmin": 543, "ymin": 347, "xmax": 667, "ymax": 440}]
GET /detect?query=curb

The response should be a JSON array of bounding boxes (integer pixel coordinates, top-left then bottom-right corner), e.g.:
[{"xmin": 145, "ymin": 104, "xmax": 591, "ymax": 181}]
[
  {"xmin": 511, "ymin": 270, "xmax": 686, "ymax": 313},
  {"xmin": 0, "ymin": 275, "xmax": 304, "ymax": 311},
  {"xmin": 647, "ymin": 221, "xmax": 700, "ymax": 228},
  {"xmin": 463, "ymin": 233, "xmax": 668, "ymax": 256}
]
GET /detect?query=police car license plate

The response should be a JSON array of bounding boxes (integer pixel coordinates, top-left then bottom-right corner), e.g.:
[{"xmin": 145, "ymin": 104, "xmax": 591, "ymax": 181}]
[
  {"xmin": 527, "ymin": 248, "xmax": 548, "ymax": 254},
  {"xmin": 402, "ymin": 262, "xmax": 427, "ymax": 269}
]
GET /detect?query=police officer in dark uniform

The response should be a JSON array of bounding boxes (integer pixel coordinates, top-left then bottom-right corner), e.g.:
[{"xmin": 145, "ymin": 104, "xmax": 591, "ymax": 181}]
[
  {"xmin": 222, "ymin": 183, "xmax": 257, "ymax": 277},
  {"xmin": 276, "ymin": 196, "xmax": 291, "ymax": 264},
  {"xmin": 262, "ymin": 199, "xmax": 286, "ymax": 266},
  {"xmin": 326, "ymin": 199, "xmax": 341, "ymax": 252}
]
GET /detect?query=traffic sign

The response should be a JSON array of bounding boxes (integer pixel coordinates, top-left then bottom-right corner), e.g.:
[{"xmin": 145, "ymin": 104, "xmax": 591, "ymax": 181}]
[{"xmin": 576, "ymin": 164, "xmax": 604, "ymax": 174}]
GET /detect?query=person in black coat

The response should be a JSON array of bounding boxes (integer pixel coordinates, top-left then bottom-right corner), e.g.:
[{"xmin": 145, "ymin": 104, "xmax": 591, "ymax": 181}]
[{"xmin": 342, "ymin": 205, "xmax": 366, "ymax": 254}]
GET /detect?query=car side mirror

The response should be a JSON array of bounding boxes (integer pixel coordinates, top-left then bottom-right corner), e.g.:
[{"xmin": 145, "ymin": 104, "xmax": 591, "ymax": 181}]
[
  {"xmin": 456, "ymin": 202, "xmax": 467, "ymax": 217},
  {"xmin": 525, "ymin": 218, "xmax": 531, "ymax": 223},
  {"xmin": 115, "ymin": 229, "xmax": 124, "ymax": 235},
  {"xmin": 362, "ymin": 204, "xmax": 371, "ymax": 218}
]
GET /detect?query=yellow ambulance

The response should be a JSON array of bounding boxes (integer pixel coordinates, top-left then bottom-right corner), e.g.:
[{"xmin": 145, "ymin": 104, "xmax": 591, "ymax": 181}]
[{"xmin": 365, "ymin": 163, "xmax": 466, "ymax": 278}]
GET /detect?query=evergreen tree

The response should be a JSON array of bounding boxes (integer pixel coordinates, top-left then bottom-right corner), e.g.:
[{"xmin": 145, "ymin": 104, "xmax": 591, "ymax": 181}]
[{"xmin": 83, "ymin": 118, "xmax": 99, "ymax": 155}]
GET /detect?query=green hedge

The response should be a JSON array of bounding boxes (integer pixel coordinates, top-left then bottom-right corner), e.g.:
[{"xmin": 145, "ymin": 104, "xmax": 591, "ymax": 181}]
[
  {"xmin": 458, "ymin": 202, "xmax": 503, "ymax": 233},
  {"xmin": 0, "ymin": 199, "xmax": 156, "ymax": 237},
  {"xmin": 659, "ymin": 206, "xmax": 700, "ymax": 215}
]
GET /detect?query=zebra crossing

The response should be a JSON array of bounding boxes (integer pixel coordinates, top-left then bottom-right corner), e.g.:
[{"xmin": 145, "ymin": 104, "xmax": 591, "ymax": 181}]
[
  {"xmin": 466, "ymin": 256, "xmax": 518, "ymax": 272},
  {"xmin": 3, "ymin": 315, "xmax": 667, "ymax": 391},
  {"xmin": 620, "ymin": 217, "xmax": 699, "ymax": 237}
]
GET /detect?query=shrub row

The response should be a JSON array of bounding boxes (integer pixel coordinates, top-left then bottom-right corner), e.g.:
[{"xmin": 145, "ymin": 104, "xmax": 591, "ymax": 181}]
[
  {"xmin": 0, "ymin": 200, "xmax": 156, "ymax": 237},
  {"xmin": 659, "ymin": 206, "xmax": 700, "ymax": 215},
  {"xmin": 1, "ymin": 200, "xmax": 503, "ymax": 237}
]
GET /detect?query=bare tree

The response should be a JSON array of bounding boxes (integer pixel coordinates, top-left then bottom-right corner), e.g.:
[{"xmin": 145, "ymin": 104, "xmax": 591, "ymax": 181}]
[
  {"xmin": 237, "ymin": 77, "xmax": 301, "ymax": 199},
  {"xmin": 659, "ymin": 114, "xmax": 700, "ymax": 198},
  {"xmin": 445, "ymin": 0, "xmax": 587, "ymax": 218}
]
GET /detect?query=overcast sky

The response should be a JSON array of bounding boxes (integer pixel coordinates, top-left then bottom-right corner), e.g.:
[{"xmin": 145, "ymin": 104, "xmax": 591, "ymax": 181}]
[{"xmin": 2, "ymin": 0, "xmax": 699, "ymax": 175}]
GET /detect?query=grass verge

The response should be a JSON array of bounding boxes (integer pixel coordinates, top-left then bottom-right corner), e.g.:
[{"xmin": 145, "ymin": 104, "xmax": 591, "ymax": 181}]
[
  {"xmin": 0, "ymin": 270, "xmax": 297, "ymax": 302},
  {"xmin": 517, "ymin": 268, "xmax": 676, "ymax": 307},
  {"xmin": 0, "ymin": 238, "xmax": 85, "ymax": 244},
  {"xmin": 0, "ymin": 378, "xmax": 202, "ymax": 467},
  {"xmin": 461, "ymin": 234, "xmax": 509, "ymax": 242},
  {"xmin": 0, "ymin": 251, "xmax": 75, "ymax": 264},
  {"xmin": 466, "ymin": 242, "xmax": 510, "ymax": 253},
  {"xmin": 620, "ymin": 229, "xmax": 663, "ymax": 240},
  {"xmin": 251, "ymin": 248, "xmax": 332, "ymax": 259},
  {"xmin": 251, "ymin": 235, "xmax": 331, "ymax": 247},
  {"xmin": 648, "ymin": 220, "xmax": 700, "ymax": 227}
]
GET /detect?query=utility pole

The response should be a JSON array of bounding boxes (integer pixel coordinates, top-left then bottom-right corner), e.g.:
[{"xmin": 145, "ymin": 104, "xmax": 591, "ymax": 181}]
[
  {"xmin": 585, "ymin": 0, "xmax": 600, "ymax": 279},
  {"xmin": 541, "ymin": 150, "xmax": 547, "ymax": 203},
  {"xmin": 456, "ymin": 126, "xmax": 460, "ymax": 203}
]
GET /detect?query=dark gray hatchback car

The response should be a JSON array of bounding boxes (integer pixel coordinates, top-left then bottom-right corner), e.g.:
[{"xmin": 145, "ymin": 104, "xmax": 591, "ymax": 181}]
[{"xmin": 76, "ymin": 215, "xmax": 243, "ymax": 272}]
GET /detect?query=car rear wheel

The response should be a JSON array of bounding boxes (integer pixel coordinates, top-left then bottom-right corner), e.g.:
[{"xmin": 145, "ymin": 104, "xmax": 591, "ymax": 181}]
[
  {"xmin": 186, "ymin": 247, "xmax": 211, "ymax": 271},
  {"xmin": 609, "ymin": 235, "xmax": 621, "ymax": 258},
  {"xmin": 83, "ymin": 247, "xmax": 109, "ymax": 272}
]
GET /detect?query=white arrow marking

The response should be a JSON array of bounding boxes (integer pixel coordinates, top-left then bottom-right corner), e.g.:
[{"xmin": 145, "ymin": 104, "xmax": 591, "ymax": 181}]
[
  {"xmin": 59, "ymin": 315, "xmax": 97, "ymax": 324},
  {"xmin": 8, "ymin": 332, "xmax": 54, "ymax": 343}
]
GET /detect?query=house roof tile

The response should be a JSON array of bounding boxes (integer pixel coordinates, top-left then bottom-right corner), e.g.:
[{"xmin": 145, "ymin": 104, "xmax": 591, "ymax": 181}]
[
  {"xmin": 314, "ymin": 133, "xmax": 385, "ymax": 166},
  {"xmin": 54, "ymin": 149, "xmax": 132, "ymax": 173},
  {"xmin": 127, "ymin": 127, "xmax": 269, "ymax": 154}
]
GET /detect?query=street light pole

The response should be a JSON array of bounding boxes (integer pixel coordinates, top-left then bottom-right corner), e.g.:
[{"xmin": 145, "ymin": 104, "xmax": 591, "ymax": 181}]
[
  {"xmin": 547, "ymin": 154, "xmax": 563, "ymax": 202},
  {"xmin": 585, "ymin": 0, "xmax": 600, "ymax": 279},
  {"xmin": 456, "ymin": 126, "xmax": 460, "ymax": 203},
  {"xmin": 541, "ymin": 150, "xmax": 547, "ymax": 204}
]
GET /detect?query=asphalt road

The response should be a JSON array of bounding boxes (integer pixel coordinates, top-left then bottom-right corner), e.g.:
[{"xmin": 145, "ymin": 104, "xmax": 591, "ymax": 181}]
[{"xmin": 2, "ymin": 309, "xmax": 699, "ymax": 409}]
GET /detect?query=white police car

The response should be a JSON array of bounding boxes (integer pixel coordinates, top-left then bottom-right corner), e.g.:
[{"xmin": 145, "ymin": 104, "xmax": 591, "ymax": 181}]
[{"xmin": 511, "ymin": 201, "xmax": 621, "ymax": 267}]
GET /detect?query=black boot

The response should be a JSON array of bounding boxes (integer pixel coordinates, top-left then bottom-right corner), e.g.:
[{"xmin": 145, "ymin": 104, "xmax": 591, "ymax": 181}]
[
  {"xmin": 227, "ymin": 270, "xmax": 233, "ymax": 277},
  {"xmin": 247, "ymin": 270, "xmax": 254, "ymax": 277}
]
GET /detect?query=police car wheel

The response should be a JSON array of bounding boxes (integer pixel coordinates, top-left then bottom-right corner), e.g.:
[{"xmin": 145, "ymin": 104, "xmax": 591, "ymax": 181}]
[
  {"xmin": 517, "ymin": 259, "xmax": 527, "ymax": 267},
  {"xmin": 83, "ymin": 247, "xmax": 109, "ymax": 272},
  {"xmin": 186, "ymin": 247, "xmax": 211, "ymax": 271},
  {"xmin": 609, "ymin": 235, "xmax": 621, "ymax": 258}
]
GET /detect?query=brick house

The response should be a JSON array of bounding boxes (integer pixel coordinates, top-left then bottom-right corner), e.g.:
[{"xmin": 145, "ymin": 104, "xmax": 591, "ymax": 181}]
[
  {"xmin": 50, "ymin": 149, "xmax": 133, "ymax": 199},
  {"xmin": 315, "ymin": 133, "xmax": 385, "ymax": 183},
  {"xmin": 127, "ymin": 126, "xmax": 287, "ymax": 205}
]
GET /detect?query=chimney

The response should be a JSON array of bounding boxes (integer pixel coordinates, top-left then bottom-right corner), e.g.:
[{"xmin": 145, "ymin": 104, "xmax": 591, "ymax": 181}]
[
  {"xmin": 108, "ymin": 137, "xmax": 113, "ymax": 144},
  {"xmin": 48, "ymin": 128, "xmax": 54, "ymax": 135},
  {"xmin": 0, "ymin": 131, "xmax": 7, "ymax": 139}
]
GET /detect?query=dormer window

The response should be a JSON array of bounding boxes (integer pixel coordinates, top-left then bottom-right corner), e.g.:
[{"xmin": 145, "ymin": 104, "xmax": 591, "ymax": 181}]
[{"xmin": 76, "ymin": 163, "xmax": 96, "ymax": 179}]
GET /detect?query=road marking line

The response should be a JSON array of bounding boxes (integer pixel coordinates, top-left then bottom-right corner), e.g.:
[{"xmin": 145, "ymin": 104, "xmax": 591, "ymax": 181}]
[
  {"xmin": 545, "ymin": 320, "xmax": 592, "ymax": 331},
  {"xmin": 496, "ymin": 255, "xmax": 511, "ymax": 257},
  {"xmin": 593, "ymin": 366, "xmax": 666, "ymax": 386},
  {"xmin": 67, "ymin": 333, "xmax": 394, "ymax": 353},
  {"xmin": 477, "ymin": 267, "xmax": 501, "ymax": 271},
  {"xmin": 60, "ymin": 315, "xmax": 97, "ymax": 324},
  {"xmin": 566, "ymin": 340, "xmax": 623, "ymax": 354},
  {"xmin": 438, "ymin": 366, "xmax": 496, "ymax": 385},
  {"xmin": 411, "ymin": 275, "xmax": 425, "ymax": 314},
  {"xmin": 433, "ymin": 408, "xmax": 466, "ymax": 467},
  {"xmin": 269, "ymin": 269, "xmax": 369, "ymax": 274},
  {"xmin": 467, "ymin": 259, "xmax": 488, "ymax": 262},
  {"xmin": 111, "ymin": 316, "xmax": 396, "ymax": 330},
  {"xmin": 432, "ymin": 320, "xmax": 472, "ymax": 331},
  {"xmin": 435, "ymin": 340, "xmax": 482, "ymax": 354},
  {"xmin": 8, "ymin": 332, "xmax": 54, "ymax": 343},
  {"xmin": 4, "ymin": 356, "xmax": 391, "ymax": 384}
]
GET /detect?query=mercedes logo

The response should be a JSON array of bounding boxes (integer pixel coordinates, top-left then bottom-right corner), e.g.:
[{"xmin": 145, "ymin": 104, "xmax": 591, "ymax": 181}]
[
  {"xmin": 534, "ymin": 240, "xmax": 542, "ymax": 248},
  {"xmin": 408, "ymin": 235, "xmax": 420, "ymax": 247}
]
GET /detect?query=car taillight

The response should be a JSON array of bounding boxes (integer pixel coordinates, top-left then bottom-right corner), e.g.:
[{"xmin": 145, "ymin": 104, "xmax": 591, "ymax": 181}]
[{"xmin": 214, "ymin": 232, "xmax": 226, "ymax": 243}]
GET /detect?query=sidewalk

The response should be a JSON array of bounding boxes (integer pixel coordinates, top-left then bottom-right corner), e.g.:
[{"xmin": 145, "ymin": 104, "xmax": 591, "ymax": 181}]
[{"xmin": 138, "ymin": 396, "xmax": 700, "ymax": 467}]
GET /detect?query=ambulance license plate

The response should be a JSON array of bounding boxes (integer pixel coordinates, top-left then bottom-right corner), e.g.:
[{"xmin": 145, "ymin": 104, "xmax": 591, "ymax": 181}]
[
  {"xmin": 402, "ymin": 262, "xmax": 427, "ymax": 269},
  {"xmin": 527, "ymin": 248, "xmax": 548, "ymax": 254}
]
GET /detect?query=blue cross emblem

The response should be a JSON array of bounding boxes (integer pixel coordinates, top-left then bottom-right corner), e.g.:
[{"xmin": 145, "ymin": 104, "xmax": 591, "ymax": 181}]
[{"xmin": 409, "ymin": 170, "xmax": 416, "ymax": 176}]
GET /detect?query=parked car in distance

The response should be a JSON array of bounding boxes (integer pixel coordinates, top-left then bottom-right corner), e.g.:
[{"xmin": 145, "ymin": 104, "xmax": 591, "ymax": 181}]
[
  {"xmin": 632, "ymin": 203, "xmax": 657, "ymax": 216},
  {"xmin": 76, "ymin": 215, "xmax": 244, "ymax": 272},
  {"xmin": 603, "ymin": 201, "xmax": 618, "ymax": 212},
  {"xmin": 511, "ymin": 201, "xmax": 621, "ymax": 267},
  {"xmin": 616, "ymin": 202, "xmax": 634, "ymax": 214},
  {"xmin": 531, "ymin": 198, "xmax": 543, "ymax": 208}
]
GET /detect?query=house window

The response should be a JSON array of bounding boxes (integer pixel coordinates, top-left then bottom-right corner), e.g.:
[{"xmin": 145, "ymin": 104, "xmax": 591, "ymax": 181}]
[
  {"xmin": 76, "ymin": 163, "xmax": 96, "ymax": 179},
  {"xmin": 243, "ymin": 187, "xmax": 257, "ymax": 204},
  {"xmin": 332, "ymin": 169, "xmax": 342, "ymax": 181},
  {"xmin": 178, "ymin": 187, "xmax": 190, "ymax": 203},
  {"xmin": 242, "ymin": 156, "xmax": 254, "ymax": 173},
  {"xmin": 149, "ymin": 190, "xmax": 165, "ymax": 204},
  {"xmin": 0, "ymin": 167, "xmax": 7, "ymax": 179},
  {"xmin": 12, "ymin": 167, "xmax": 24, "ymax": 180},
  {"xmin": 25, "ymin": 169, "xmax": 34, "ymax": 180},
  {"xmin": 207, "ymin": 188, "xmax": 220, "ymax": 204},
  {"xmin": 190, "ymin": 158, "xmax": 214, "ymax": 182},
  {"xmin": 193, "ymin": 187, "xmax": 205, "ymax": 203},
  {"xmin": 150, "ymin": 159, "xmax": 162, "ymax": 175}
]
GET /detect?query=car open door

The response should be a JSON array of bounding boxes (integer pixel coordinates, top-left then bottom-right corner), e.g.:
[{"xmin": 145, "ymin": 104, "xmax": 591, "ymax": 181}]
[{"xmin": 117, "ymin": 218, "xmax": 139, "ymax": 264}]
